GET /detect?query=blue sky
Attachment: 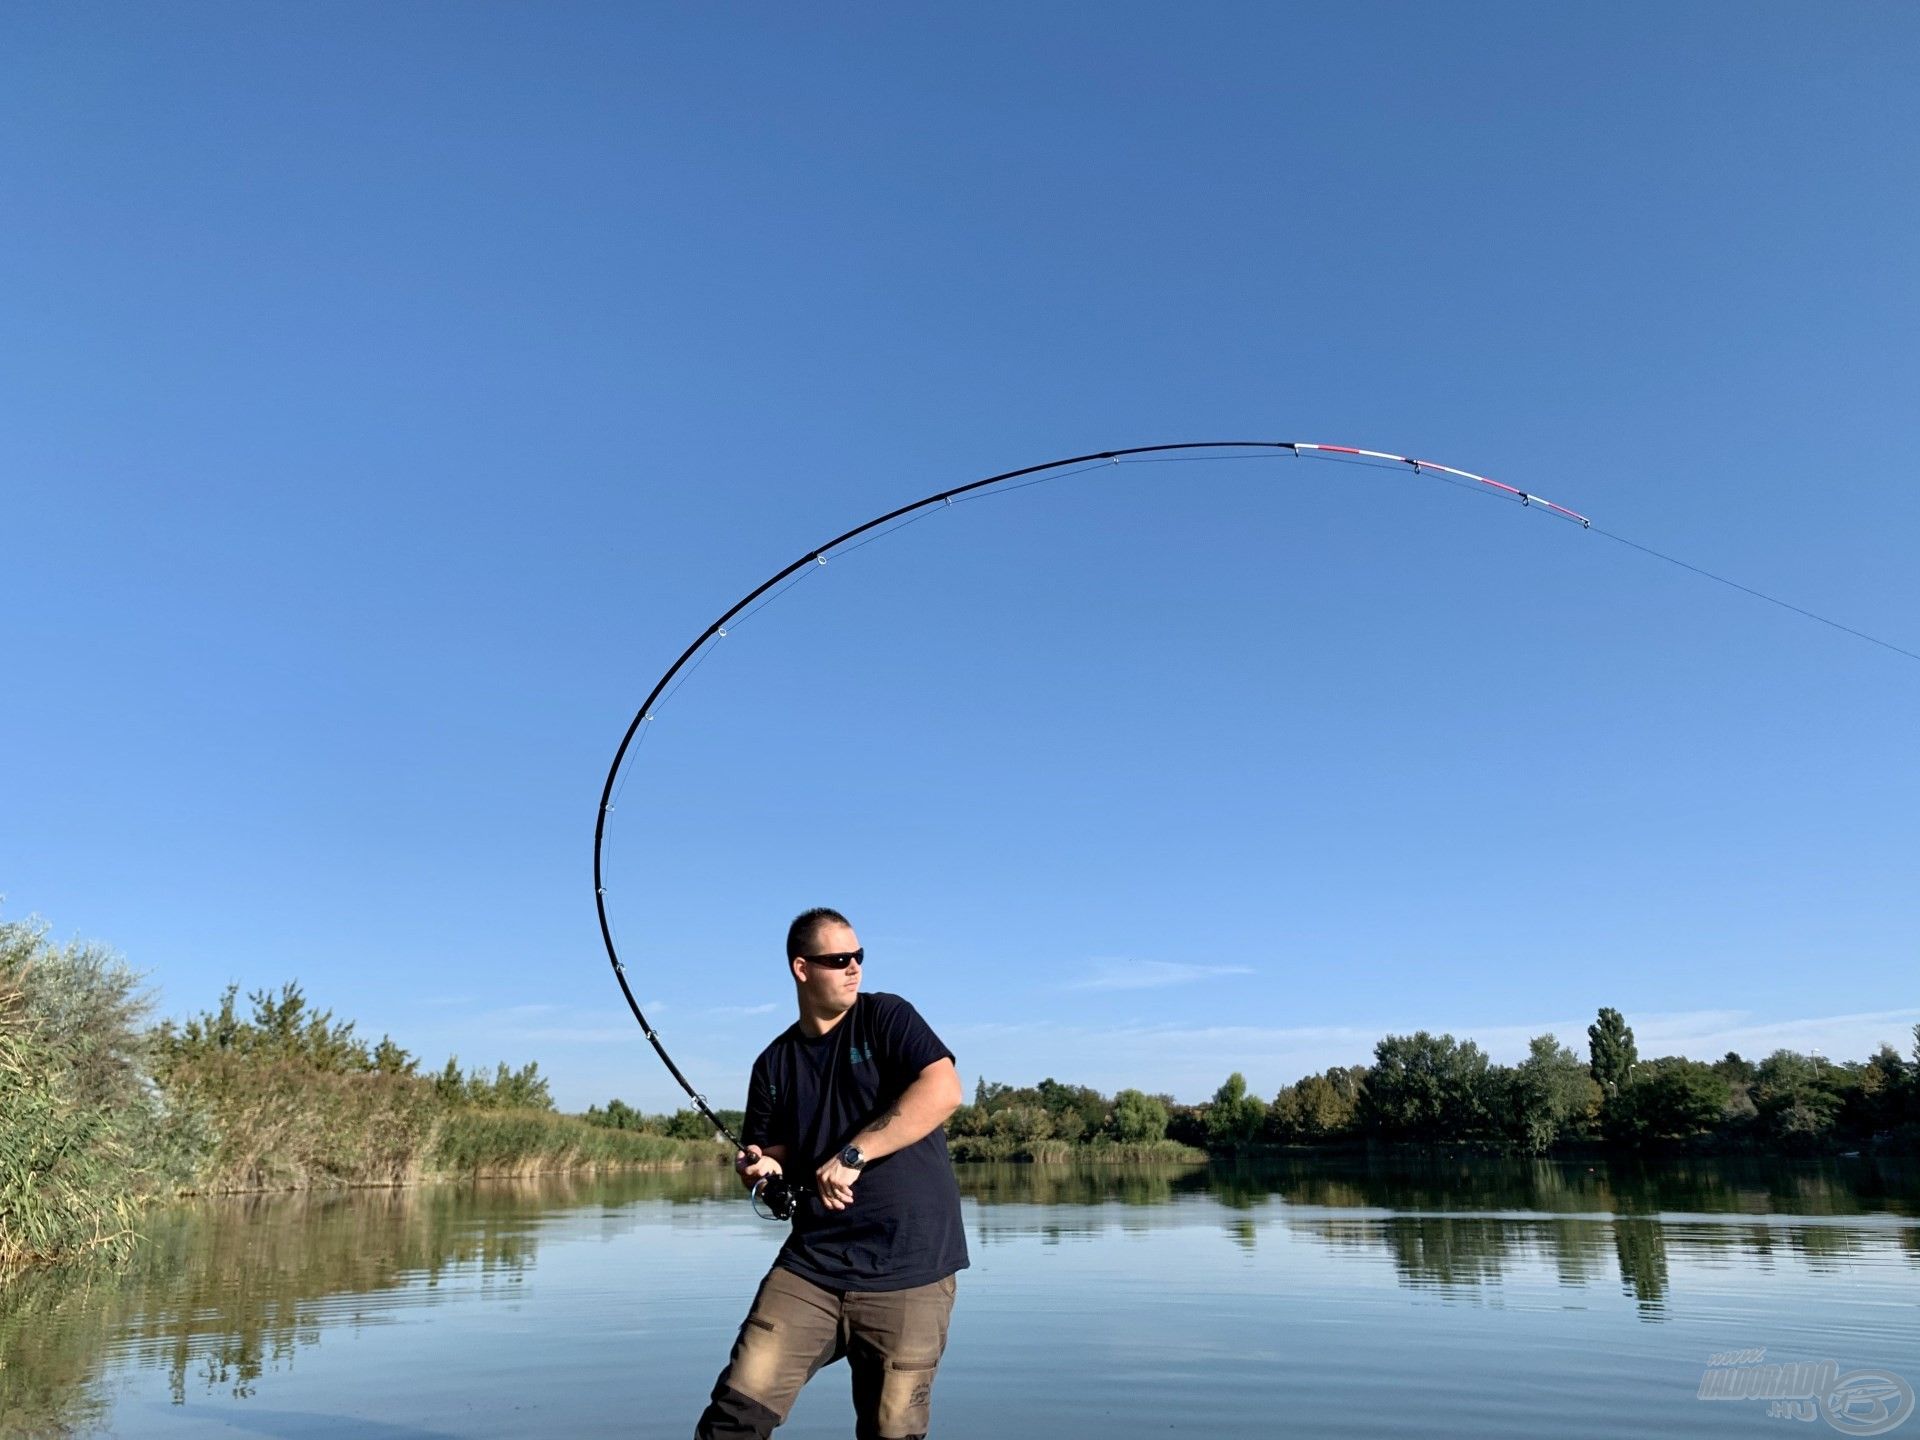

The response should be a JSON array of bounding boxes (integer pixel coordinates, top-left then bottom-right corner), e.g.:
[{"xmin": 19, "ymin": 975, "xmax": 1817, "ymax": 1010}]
[{"xmin": 5, "ymin": 4, "xmax": 1916, "ymax": 1113}]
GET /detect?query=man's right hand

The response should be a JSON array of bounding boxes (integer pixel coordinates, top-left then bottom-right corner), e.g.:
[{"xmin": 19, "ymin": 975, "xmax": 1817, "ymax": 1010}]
[{"xmin": 735, "ymin": 1144, "xmax": 783, "ymax": 1190}]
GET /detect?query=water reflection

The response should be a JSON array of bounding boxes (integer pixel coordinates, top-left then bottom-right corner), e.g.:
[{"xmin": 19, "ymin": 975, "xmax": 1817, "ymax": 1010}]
[
  {"xmin": 957, "ymin": 1156, "xmax": 1919, "ymax": 1318},
  {"xmin": 0, "ymin": 1171, "xmax": 732, "ymax": 1435},
  {"xmin": 1, "ymin": 1158, "xmax": 1914, "ymax": 1433}
]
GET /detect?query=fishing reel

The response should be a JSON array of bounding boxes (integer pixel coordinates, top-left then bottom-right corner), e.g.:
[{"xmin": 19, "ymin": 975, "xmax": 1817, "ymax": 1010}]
[{"xmin": 753, "ymin": 1173, "xmax": 800, "ymax": 1222}]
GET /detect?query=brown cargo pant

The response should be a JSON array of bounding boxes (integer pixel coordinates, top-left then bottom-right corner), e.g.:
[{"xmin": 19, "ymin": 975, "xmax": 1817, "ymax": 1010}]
[{"xmin": 694, "ymin": 1266, "xmax": 957, "ymax": 1440}]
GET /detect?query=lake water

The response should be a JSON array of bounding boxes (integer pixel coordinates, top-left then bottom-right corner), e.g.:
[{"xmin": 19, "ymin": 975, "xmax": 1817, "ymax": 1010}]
[{"xmin": 3, "ymin": 1158, "xmax": 1916, "ymax": 1439}]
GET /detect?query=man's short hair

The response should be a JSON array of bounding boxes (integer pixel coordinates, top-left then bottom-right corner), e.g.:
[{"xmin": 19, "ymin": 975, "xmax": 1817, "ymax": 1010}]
[{"xmin": 787, "ymin": 907, "xmax": 851, "ymax": 961}]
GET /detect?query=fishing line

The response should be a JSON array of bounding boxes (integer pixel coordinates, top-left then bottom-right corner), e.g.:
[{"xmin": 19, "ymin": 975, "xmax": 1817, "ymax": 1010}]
[
  {"xmin": 832, "ymin": 503, "xmax": 948, "ymax": 558},
  {"xmin": 947, "ymin": 458, "xmax": 1119, "ymax": 507},
  {"xmin": 729, "ymin": 562, "xmax": 822, "ymax": 634},
  {"xmin": 1585, "ymin": 527, "xmax": 1920, "ymax": 665},
  {"xmin": 592, "ymin": 438, "xmax": 1916, "ymax": 1193}
]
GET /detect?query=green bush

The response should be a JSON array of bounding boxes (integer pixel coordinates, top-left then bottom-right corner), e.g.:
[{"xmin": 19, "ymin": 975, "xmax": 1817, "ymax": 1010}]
[{"xmin": 1109, "ymin": 1089, "xmax": 1170, "ymax": 1143}]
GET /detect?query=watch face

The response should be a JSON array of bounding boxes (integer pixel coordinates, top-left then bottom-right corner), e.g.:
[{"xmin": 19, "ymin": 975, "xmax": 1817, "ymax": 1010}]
[{"xmin": 841, "ymin": 1145, "xmax": 863, "ymax": 1168}]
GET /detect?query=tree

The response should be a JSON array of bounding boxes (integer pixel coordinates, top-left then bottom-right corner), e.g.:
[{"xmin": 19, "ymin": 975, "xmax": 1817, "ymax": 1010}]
[
  {"xmin": 154, "ymin": 980, "xmax": 375, "ymax": 1074},
  {"xmin": 586, "ymin": 1097, "xmax": 646, "ymax": 1130},
  {"xmin": 974, "ymin": 1078, "xmax": 1012, "ymax": 1111},
  {"xmin": 1362, "ymin": 1032, "xmax": 1494, "ymax": 1141},
  {"xmin": 1206, "ymin": 1072, "xmax": 1267, "ymax": 1150},
  {"xmin": 1269, "ymin": 1067, "xmax": 1366, "ymax": 1143},
  {"xmin": 1164, "ymin": 1102, "xmax": 1209, "ymax": 1150},
  {"xmin": 433, "ymin": 1056, "xmax": 555, "ymax": 1110},
  {"xmin": 462, "ymin": 1060, "xmax": 553, "ymax": 1110},
  {"xmin": 1905, "ymin": 1027, "xmax": 1920, "ymax": 1140},
  {"xmin": 988, "ymin": 1104, "xmax": 1053, "ymax": 1144},
  {"xmin": 666, "ymin": 1108, "xmax": 717, "ymax": 1139},
  {"xmin": 1506, "ymin": 1034, "xmax": 1601, "ymax": 1153},
  {"xmin": 1109, "ymin": 1088, "xmax": 1169, "ymax": 1143},
  {"xmin": 1608, "ymin": 1057, "xmax": 1726, "ymax": 1143},
  {"xmin": 1840, "ymin": 1045, "xmax": 1908, "ymax": 1138},
  {"xmin": 1751, "ymin": 1050, "xmax": 1844, "ymax": 1146},
  {"xmin": 1035, "ymin": 1077, "xmax": 1109, "ymax": 1140},
  {"xmin": 372, "ymin": 1035, "xmax": 416, "ymax": 1076},
  {"xmin": 251, "ymin": 982, "xmax": 373, "ymax": 1071},
  {"xmin": 1587, "ymin": 1008, "xmax": 1637, "ymax": 1099},
  {"xmin": 433, "ymin": 1055, "xmax": 466, "ymax": 1104},
  {"xmin": 945, "ymin": 1103, "xmax": 990, "ymax": 1138},
  {"xmin": 1712, "ymin": 1051, "xmax": 1756, "ymax": 1086}
]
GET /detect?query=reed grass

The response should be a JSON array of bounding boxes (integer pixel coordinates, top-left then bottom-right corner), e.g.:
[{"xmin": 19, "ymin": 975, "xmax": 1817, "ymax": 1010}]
[
  {"xmin": 0, "ymin": 963, "xmax": 142, "ymax": 1270},
  {"xmin": 430, "ymin": 1108, "xmax": 729, "ymax": 1176},
  {"xmin": 163, "ymin": 1052, "xmax": 445, "ymax": 1193}
]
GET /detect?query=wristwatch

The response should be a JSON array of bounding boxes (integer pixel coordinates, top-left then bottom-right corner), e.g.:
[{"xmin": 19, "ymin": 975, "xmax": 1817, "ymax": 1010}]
[{"xmin": 838, "ymin": 1144, "xmax": 866, "ymax": 1170}]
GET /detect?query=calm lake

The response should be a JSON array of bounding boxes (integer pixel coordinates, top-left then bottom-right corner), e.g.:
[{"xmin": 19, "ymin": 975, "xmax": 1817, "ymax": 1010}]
[{"xmin": 3, "ymin": 1158, "xmax": 1916, "ymax": 1439}]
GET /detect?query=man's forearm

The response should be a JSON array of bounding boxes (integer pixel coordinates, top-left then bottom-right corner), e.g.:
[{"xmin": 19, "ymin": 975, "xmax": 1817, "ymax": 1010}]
[{"xmin": 852, "ymin": 1060, "xmax": 963, "ymax": 1162}]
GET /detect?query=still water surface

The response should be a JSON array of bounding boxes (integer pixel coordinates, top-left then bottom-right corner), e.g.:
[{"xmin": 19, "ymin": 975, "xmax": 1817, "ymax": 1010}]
[{"xmin": 3, "ymin": 1158, "xmax": 1915, "ymax": 1438}]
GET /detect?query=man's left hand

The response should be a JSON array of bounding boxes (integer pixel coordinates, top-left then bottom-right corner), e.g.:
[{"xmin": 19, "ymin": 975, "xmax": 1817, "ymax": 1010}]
[{"xmin": 814, "ymin": 1157, "xmax": 860, "ymax": 1211}]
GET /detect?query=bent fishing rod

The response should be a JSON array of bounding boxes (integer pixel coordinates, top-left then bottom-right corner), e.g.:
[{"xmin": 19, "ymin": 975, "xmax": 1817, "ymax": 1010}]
[{"xmin": 592, "ymin": 438, "xmax": 1918, "ymax": 1215}]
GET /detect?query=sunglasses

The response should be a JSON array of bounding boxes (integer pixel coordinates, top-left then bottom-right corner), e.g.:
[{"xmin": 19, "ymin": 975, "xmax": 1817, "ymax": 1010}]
[{"xmin": 800, "ymin": 948, "xmax": 864, "ymax": 970}]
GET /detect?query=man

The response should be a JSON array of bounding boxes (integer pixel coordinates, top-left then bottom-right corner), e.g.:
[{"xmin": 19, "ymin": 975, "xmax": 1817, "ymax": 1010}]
[{"xmin": 694, "ymin": 907, "xmax": 968, "ymax": 1440}]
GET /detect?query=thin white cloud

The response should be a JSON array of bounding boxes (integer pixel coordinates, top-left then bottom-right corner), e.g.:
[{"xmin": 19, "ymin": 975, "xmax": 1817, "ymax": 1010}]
[
  {"xmin": 709, "ymin": 1002, "xmax": 780, "ymax": 1017},
  {"xmin": 1063, "ymin": 959, "xmax": 1256, "ymax": 992}
]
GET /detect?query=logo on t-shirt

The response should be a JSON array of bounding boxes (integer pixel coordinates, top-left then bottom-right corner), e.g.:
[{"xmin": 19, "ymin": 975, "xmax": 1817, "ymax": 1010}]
[{"xmin": 848, "ymin": 1044, "xmax": 872, "ymax": 1067}]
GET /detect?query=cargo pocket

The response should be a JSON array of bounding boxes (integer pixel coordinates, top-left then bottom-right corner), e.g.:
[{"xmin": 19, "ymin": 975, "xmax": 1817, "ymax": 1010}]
[
  {"xmin": 877, "ymin": 1358, "xmax": 940, "ymax": 1438},
  {"xmin": 728, "ymin": 1313, "xmax": 788, "ymax": 1413}
]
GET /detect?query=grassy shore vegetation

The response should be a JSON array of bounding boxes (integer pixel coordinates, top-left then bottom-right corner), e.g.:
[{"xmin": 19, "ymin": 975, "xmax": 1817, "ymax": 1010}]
[
  {"xmin": 0, "ymin": 920, "xmax": 206, "ymax": 1271},
  {"xmin": 0, "ymin": 915, "xmax": 728, "ymax": 1271}
]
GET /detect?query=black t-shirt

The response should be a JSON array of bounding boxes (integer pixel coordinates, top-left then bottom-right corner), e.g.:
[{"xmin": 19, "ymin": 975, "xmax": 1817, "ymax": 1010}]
[{"xmin": 742, "ymin": 991, "xmax": 969, "ymax": 1292}]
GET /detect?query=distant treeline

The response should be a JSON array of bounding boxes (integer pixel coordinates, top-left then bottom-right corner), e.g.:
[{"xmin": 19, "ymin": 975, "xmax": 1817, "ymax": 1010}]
[
  {"xmin": 578, "ymin": 1093, "xmax": 1206, "ymax": 1164},
  {"xmin": 583, "ymin": 1097, "xmax": 748, "ymax": 1139},
  {"xmin": 0, "ymin": 917, "xmax": 726, "ymax": 1271},
  {"xmin": 13, "ymin": 908, "xmax": 1916, "ymax": 1270},
  {"xmin": 943, "ymin": 1081, "xmax": 1204, "ymax": 1162},
  {"xmin": 951, "ymin": 1009, "xmax": 1920, "ymax": 1160}
]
